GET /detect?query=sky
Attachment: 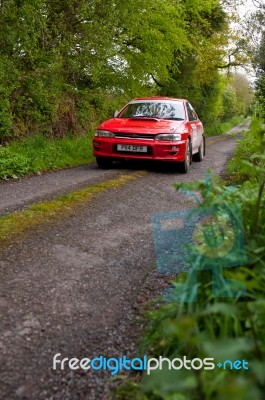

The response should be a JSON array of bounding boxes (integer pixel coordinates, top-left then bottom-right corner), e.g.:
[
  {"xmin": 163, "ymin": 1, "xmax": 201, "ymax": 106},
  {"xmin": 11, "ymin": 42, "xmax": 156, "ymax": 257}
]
[{"xmin": 237, "ymin": 0, "xmax": 262, "ymax": 17}]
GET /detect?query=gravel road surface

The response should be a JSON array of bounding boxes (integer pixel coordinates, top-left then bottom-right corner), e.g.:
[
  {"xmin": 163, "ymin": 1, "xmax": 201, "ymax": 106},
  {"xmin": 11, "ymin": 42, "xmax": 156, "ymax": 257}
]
[
  {"xmin": 0, "ymin": 121, "xmax": 250, "ymax": 400},
  {"xmin": 0, "ymin": 166, "xmax": 125, "ymax": 216}
]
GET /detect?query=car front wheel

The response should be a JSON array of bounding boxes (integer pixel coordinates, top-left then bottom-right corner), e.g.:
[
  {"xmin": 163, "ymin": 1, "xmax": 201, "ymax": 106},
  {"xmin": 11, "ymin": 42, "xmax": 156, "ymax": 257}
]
[
  {"xmin": 179, "ymin": 139, "xmax": 191, "ymax": 173},
  {"xmin": 96, "ymin": 157, "xmax": 113, "ymax": 169},
  {"xmin": 193, "ymin": 136, "xmax": 205, "ymax": 162}
]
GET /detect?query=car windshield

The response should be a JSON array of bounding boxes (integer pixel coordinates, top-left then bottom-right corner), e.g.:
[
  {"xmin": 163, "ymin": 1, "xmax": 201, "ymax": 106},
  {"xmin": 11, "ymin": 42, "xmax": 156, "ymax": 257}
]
[{"xmin": 118, "ymin": 101, "xmax": 185, "ymax": 120}]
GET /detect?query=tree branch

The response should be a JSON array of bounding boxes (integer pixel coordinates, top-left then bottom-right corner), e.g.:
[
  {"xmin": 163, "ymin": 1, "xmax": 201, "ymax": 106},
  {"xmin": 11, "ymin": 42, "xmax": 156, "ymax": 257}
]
[
  {"xmin": 217, "ymin": 62, "xmax": 245, "ymax": 69},
  {"xmin": 150, "ymin": 73, "xmax": 164, "ymax": 88}
]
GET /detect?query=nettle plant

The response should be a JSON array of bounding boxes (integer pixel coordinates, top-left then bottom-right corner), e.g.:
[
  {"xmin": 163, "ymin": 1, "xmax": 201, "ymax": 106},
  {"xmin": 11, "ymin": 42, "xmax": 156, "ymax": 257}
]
[
  {"xmin": 0, "ymin": 147, "xmax": 32, "ymax": 179},
  {"xmin": 114, "ymin": 122, "xmax": 265, "ymax": 400},
  {"xmin": 138, "ymin": 132, "xmax": 265, "ymax": 399},
  {"xmin": 141, "ymin": 175, "xmax": 264, "ymax": 398}
]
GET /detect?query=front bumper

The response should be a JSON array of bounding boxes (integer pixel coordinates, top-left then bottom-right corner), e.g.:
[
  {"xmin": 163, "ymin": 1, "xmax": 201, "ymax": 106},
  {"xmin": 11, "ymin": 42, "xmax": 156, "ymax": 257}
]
[{"xmin": 93, "ymin": 137, "xmax": 187, "ymax": 162}]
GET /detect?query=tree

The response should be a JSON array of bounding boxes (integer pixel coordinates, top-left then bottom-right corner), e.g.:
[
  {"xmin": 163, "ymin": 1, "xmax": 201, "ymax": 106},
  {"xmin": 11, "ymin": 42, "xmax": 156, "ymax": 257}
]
[
  {"xmin": 230, "ymin": 73, "xmax": 253, "ymax": 116},
  {"xmin": 0, "ymin": 0, "xmax": 254, "ymax": 141},
  {"xmin": 244, "ymin": 1, "xmax": 265, "ymax": 117}
]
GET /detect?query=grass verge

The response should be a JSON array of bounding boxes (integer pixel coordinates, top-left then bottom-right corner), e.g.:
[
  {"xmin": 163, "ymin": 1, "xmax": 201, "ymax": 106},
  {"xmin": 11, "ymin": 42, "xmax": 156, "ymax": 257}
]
[
  {"xmin": 0, "ymin": 132, "xmax": 94, "ymax": 180},
  {"xmin": 0, "ymin": 171, "xmax": 145, "ymax": 250},
  {"xmin": 205, "ymin": 115, "xmax": 245, "ymax": 136},
  {"xmin": 226, "ymin": 118, "xmax": 265, "ymax": 183}
]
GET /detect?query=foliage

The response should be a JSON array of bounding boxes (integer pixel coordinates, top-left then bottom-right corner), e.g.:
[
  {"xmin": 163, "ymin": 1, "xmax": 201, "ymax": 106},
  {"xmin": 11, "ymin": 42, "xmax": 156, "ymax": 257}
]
[
  {"xmin": 0, "ymin": 0, "xmax": 252, "ymax": 143},
  {"xmin": 227, "ymin": 118, "xmax": 265, "ymax": 183},
  {"xmin": 0, "ymin": 147, "xmax": 31, "ymax": 179},
  {"xmin": 229, "ymin": 74, "xmax": 253, "ymax": 117},
  {"xmin": 204, "ymin": 115, "xmax": 244, "ymax": 136},
  {"xmin": 247, "ymin": 1, "xmax": 265, "ymax": 119},
  {"xmin": 222, "ymin": 84, "xmax": 238, "ymax": 120},
  {"xmin": 114, "ymin": 118, "xmax": 265, "ymax": 400},
  {"xmin": 0, "ymin": 133, "xmax": 94, "ymax": 179},
  {"xmin": 255, "ymin": 32, "xmax": 265, "ymax": 118}
]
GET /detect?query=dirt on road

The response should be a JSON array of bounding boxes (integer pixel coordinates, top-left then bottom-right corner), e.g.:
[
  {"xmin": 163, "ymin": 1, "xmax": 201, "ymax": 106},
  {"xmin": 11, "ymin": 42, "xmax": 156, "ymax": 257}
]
[{"xmin": 0, "ymin": 120, "xmax": 250, "ymax": 400}]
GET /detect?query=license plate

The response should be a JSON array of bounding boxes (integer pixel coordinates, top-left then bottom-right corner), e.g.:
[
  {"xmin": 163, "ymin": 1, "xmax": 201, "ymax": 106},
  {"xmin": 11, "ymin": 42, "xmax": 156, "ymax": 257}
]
[{"xmin": 117, "ymin": 144, "xmax": 147, "ymax": 153}]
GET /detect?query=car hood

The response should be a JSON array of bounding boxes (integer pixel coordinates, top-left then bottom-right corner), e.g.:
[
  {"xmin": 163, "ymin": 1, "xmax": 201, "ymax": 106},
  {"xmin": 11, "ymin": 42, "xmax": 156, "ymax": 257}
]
[{"xmin": 98, "ymin": 118, "xmax": 185, "ymax": 135}]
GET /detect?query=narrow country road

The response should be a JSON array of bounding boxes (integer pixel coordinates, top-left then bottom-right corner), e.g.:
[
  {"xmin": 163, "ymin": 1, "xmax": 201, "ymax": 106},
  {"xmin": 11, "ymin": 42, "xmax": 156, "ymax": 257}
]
[
  {"xmin": 0, "ymin": 121, "xmax": 250, "ymax": 400},
  {"xmin": 0, "ymin": 121, "xmax": 249, "ymax": 216}
]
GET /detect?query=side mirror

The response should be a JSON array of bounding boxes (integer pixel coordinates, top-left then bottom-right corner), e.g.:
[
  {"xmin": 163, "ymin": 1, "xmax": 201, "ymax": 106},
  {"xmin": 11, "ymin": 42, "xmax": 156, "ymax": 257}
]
[{"xmin": 113, "ymin": 110, "xmax": 119, "ymax": 118}]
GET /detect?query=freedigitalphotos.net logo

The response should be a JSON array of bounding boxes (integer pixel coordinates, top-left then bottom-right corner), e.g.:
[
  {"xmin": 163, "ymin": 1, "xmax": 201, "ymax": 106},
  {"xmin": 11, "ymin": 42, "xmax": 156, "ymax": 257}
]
[
  {"xmin": 152, "ymin": 186, "xmax": 248, "ymax": 301},
  {"xmin": 53, "ymin": 354, "xmax": 249, "ymax": 375}
]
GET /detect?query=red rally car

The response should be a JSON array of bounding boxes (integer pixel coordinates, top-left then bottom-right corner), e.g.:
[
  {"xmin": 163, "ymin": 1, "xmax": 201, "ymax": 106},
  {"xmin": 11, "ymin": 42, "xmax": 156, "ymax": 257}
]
[{"xmin": 93, "ymin": 97, "xmax": 205, "ymax": 173}]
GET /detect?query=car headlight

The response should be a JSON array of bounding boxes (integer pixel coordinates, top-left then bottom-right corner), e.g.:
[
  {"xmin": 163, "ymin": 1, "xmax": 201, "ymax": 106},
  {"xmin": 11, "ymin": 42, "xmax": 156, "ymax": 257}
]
[
  {"xmin": 95, "ymin": 130, "xmax": 115, "ymax": 137},
  {"xmin": 155, "ymin": 133, "xmax": 181, "ymax": 141}
]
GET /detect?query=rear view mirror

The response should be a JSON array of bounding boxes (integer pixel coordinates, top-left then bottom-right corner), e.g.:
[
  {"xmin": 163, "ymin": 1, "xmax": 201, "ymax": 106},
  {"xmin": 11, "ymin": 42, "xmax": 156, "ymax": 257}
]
[{"xmin": 113, "ymin": 110, "xmax": 119, "ymax": 118}]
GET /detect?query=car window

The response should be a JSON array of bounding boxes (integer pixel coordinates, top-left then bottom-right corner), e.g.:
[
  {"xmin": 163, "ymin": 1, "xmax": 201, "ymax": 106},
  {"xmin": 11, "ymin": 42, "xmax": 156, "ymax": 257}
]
[
  {"xmin": 119, "ymin": 101, "xmax": 185, "ymax": 120},
  {"xmin": 187, "ymin": 103, "xmax": 198, "ymax": 121}
]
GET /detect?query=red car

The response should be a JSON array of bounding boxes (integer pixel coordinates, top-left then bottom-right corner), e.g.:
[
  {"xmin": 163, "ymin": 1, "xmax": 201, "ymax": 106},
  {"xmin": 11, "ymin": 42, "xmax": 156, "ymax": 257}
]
[{"xmin": 93, "ymin": 97, "xmax": 205, "ymax": 173}]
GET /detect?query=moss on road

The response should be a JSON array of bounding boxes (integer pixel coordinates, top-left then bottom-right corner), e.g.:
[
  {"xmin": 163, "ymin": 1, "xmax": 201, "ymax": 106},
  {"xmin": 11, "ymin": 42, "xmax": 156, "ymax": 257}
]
[{"xmin": 0, "ymin": 171, "xmax": 145, "ymax": 250}]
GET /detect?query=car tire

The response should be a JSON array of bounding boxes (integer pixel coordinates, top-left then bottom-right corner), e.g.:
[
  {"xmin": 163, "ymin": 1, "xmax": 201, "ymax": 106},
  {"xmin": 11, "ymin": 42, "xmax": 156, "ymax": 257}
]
[
  {"xmin": 96, "ymin": 157, "xmax": 113, "ymax": 169},
  {"xmin": 193, "ymin": 136, "xmax": 205, "ymax": 162},
  {"xmin": 179, "ymin": 139, "xmax": 191, "ymax": 173}
]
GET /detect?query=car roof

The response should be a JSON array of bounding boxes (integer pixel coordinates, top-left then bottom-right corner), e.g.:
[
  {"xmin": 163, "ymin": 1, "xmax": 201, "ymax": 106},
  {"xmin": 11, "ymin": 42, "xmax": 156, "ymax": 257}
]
[{"xmin": 132, "ymin": 97, "xmax": 186, "ymax": 102}]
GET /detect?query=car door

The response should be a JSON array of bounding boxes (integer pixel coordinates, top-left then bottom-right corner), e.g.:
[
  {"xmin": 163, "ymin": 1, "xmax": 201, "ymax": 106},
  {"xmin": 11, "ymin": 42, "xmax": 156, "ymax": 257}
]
[{"xmin": 186, "ymin": 102, "xmax": 202, "ymax": 152}]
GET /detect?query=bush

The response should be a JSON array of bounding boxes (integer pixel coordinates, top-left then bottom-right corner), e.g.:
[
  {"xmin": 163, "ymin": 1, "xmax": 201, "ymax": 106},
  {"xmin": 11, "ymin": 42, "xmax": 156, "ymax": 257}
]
[
  {"xmin": 227, "ymin": 118, "xmax": 265, "ymax": 183},
  {"xmin": 114, "ymin": 118, "xmax": 265, "ymax": 400},
  {"xmin": 0, "ymin": 133, "xmax": 94, "ymax": 180},
  {"xmin": 0, "ymin": 148, "xmax": 32, "ymax": 179},
  {"xmin": 204, "ymin": 115, "xmax": 245, "ymax": 136}
]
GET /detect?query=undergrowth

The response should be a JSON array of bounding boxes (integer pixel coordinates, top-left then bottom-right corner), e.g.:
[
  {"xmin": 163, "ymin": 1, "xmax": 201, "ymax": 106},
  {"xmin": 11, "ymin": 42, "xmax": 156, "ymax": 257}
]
[
  {"xmin": 0, "ymin": 132, "xmax": 94, "ymax": 180},
  {"xmin": 114, "ymin": 118, "xmax": 265, "ymax": 400},
  {"xmin": 205, "ymin": 115, "xmax": 245, "ymax": 136},
  {"xmin": 227, "ymin": 118, "xmax": 265, "ymax": 183}
]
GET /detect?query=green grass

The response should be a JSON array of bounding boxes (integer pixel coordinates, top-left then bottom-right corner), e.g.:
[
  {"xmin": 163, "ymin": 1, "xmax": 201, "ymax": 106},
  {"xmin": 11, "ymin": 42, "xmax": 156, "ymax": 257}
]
[
  {"xmin": 0, "ymin": 171, "xmax": 145, "ymax": 249},
  {"xmin": 0, "ymin": 132, "xmax": 94, "ymax": 180},
  {"xmin": 205, "ymin": 115, "xmax": 245, "ymax": 136},
  {"xmin": 227, "ymin": 118, "xmax": 265, "ymax": 183}
]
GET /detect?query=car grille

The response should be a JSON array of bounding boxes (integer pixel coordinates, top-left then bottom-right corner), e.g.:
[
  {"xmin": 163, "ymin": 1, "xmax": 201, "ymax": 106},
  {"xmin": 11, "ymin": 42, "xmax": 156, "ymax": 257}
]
[{"xmin": 114, "ymin": 133, "xmax": 155, "ymax": 140}]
